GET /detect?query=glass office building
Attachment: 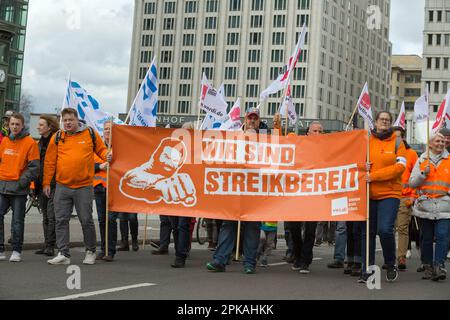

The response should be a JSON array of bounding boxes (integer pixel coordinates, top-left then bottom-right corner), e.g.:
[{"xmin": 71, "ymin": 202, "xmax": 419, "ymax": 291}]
[{"xmin": 0, "ymin": 0, "xmax": 29, "ymax": 114}]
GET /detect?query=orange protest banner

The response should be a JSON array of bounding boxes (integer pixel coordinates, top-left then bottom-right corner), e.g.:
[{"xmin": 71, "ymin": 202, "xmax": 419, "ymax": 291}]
[{"xmin": 109, "ymin": 126, "xmax": 368, "ymax": 222}]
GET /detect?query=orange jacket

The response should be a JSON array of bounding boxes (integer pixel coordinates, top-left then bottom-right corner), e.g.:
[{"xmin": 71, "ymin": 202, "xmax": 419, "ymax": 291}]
[
  {"xmin": 401, "ymin": 148, "xmax": 419, "ymax": 198},
  {"xmin": 93, "ymin": 154, "xmax": 107, "ymax": 188},
  {"xmin": 0, "ymin": 135, "xmax": 40, "ymax": 181},
  {"xmin": 44, "ymin": 127, "xmax": 107, "ymax": 189},
  {"xmin": 369, "ymin": 133, "xmax": 407, "ymax": 200},
  {"xmin": 416, "ymin": 158, "xmax": 450, "ymax": 198}
]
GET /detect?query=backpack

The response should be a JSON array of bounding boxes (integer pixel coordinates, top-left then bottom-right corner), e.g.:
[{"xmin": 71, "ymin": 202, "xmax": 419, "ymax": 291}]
[{"xmin": 54, "ymin": 127, "xmax": 97, "ymax": 151}]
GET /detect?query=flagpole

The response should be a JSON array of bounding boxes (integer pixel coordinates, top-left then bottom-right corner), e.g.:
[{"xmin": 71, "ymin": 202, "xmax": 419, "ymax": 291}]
[
  {"xmin": 282, "ymin": 84, "xmax": 290, "ymax": 136},
  {"xmin": 105, "ymin": 116, "xmax": 114, "ymax": 258},
  {"xmin": 142, "ymin": 215, "xmax": 149, "ymax": 250},
  {"xmin": 235, "ymin": 221, "xmax": 241, "ymax": 261},
  {"xmin": 365, "ymin": 120, "xmax": 370, "ymax": 274},
  {"xmin": 346, "ymin": 101, "xmax": 360, "ymax": 131}
]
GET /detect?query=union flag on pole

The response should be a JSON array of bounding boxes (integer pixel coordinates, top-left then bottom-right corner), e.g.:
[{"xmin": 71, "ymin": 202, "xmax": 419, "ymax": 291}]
[
  {"xmin": 432, "ymin": 89, "xmax": 450, "ymax": 133},
  {"xmin": 200, "ymin": 74, "xmax": 228, "ymax": 120},
  {"xmin": 357, "ymin": 83, "xmax": 374, "ymax": 130},
  {"xmin": 414, "ymin": 85, "xmax": 429, "ymax": 123},
  {"xmin": 260, "ymin": 24, "xmax": 307, "ymax": 102},
  {"xmin": 394, "ymin": 101, "xmax": 406, "ymax": 130}
]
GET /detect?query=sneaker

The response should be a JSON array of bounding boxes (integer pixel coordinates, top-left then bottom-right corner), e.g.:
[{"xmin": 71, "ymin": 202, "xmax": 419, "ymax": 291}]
[
  {"xmin": 0, "ymin": 251, "xmax": 6, "ymax": 261},
  {"xmin": 44, "ymin": 248, "xmax": 55, "ymax": 257},
  {"xmin": 398, "ymin": 258, "xmax": 407, "ymax": 271},
  {"xmin": 299, "ymin": 265, "xmax": 310, "ymax": 274},
  {"xmin": 259, "ymin": 257, "xmax": 268, "ymax": 268},
  {"xmin": 431, "ymin": 265, "xmax": 447, "ymax": 282},
  {"xmin": 83, "ymin": 251, "xmax": 96, "ymax": 265},
  {"xmin": 422, "ymin": 265, "xmax": 433, "ymax": 280},
  {"xmin": 244, "ymin": 267, "xmax": 256, "ymax": 274},
  {"xmin": 132, "ymin": 241, "xmax": 139, "ymax": 252},
  {"xmin": 382, "ymin": 264, "xmax": 388, "ymax": 270},
  {"xmin": 291, "ymin": 262, "xmax": 301, "ymax": 271},
  {"xmin": 207, "ymin": 242, "xmax": 215, "ymax": 250},
  {"xmin": 406, "ymin": 250, "xmax": 412, "ymax": 259},
  {"xmin": 9, "ymin": 251, "xmax": 21, "ymax": 263},
  {"xmin": 48, "ymin": 253, "xmax": 71, "ymax": 265},
  {"xmin": 327, "ymin": 260, "xmax": 344, "ymax": 269},
  {"xmin": 447, "ymin": 251, "xmax": 450, "ymax": 261},
  {"xmin": 358, "ymin": 272, "xmax": 372, "ymax": 284},
  {"xmin": 386, "ymin": 266, "xmax": 399, "ymax": 283},
  {"xmin": 206, "ymin": 262, "xmax": 225, "ymax": 272}
]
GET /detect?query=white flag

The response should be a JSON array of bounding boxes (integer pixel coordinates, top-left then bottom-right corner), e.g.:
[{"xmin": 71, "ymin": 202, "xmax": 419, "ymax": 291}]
[
  {"xmin": 414, "ymin": 85, "xmax": 429, "ymax": 123},
  {"xmin": 260, "ymin": 24, "xmax": 307, "ymax": 102},
  {"xmin": 357, "ymin": 82, "xmax": 374, "ymax": 130},
  {"xmin": 279, "ymin": 85, "xmax": 297, "ymax": 126},
  {"xmin": 200, "ymin": 74, "xmax": 228, "ymax": 120},
  {"xmin": 128, "ymin": 57, "xmax": 158, "ymax": 127},
  {"xmin": 394, "ymin": 101, "xmax": 406, "ymax": 130},
  {"xmin": 63, "ymin": 79, "xmax": 123, "ymax": 137},
  {"xmin": 220, "ymin": 98, "xmax": 242, "ymax": 131},
  {"xmin": 432, "ymin": 89, "xmax": 450, "ymax": 134}
]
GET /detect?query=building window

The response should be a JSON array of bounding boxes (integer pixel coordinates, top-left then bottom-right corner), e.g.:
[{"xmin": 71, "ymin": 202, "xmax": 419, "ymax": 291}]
[
  {"xmin": 180, "ymin": 67, "xmax": 192, "ymax": 80},
  {"xmin": 203, "ymin": 50, "xmax": 215, "ymax": 63},
  {"xmin": 429, "ymin": 11, "xmax": 434, "ymax": 22},
  {"xmin": 229, "ymin": 0, "xmax": 242, "ymax": 11},
  {"xmin": 164, "ymin": 2, "xmax": 176, "ymax": 14},
  {"xmin": 228, "ymin": 15, "xmax": 241, "ymax": 28},
  {"xmin": 158, "ymin": 101, "xmax": 169, "ymax": 114},
  {"xmin": 227, "ymin": 33, "xmax": 240, "ymax": 45},
  {"xmin": 185, "ymin": 1, "xmax": 197, "ymax": 13},
  {"xmin": 226, "ymin": 49, "xmax": 239, "ymax": 62},
  {"xmin": 181, "ymin": 51, "xmax": 194, "ymax": 63},
  {"xmin": 163, "ymin": 18, "xmax": 175, "ymax": 30},
  {"xmin": 205, "ymin": 17, "xmax": 217, "ymax": 29},
  {"xmin": 206, "ymin": 0, "xmax": 218, "ymax": 12},
  {"xmin": 178, "ymin": 101, "xmax": 191, "ymax": 114},
  {"xmin": 252, "ymin": 0, "xmax": 265, "ymax": 11},
  {"xmin": 182, "ymin": 34, "xmax": 195, "ymax": 46},
  {"xmin": 184, "ymin": 17, "xmax": 196, "ymax": 29}
]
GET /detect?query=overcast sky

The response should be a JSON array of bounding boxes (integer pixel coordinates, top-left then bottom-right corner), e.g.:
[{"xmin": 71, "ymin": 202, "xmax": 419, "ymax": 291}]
[{"xmin": 22, "ymin": 0, "xmax": 426, "ymax": 115}]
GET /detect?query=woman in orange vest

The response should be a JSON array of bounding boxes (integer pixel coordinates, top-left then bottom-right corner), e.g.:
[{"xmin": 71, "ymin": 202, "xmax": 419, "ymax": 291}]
[
  {"xmin": 409, "ymin": 133, "xmax": 450, "ymax": 282},
  {"xmin": 359, "ymin": 111, "xmax": 407, "ymax": 284},
  {"xmin": 393, "ymin": 127, "xmax": 418, "ymax": 271}
]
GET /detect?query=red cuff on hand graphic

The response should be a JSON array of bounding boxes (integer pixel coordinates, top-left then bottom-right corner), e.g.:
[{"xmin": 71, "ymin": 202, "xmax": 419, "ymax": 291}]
[{"xmin": 119, "ymin": 138, "xmax": 197, "ymax": 207}]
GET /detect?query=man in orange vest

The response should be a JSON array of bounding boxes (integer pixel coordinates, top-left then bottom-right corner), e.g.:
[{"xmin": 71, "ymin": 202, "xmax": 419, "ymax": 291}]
[
  {"xmin": 394, "ymin": 127, "xmax": 418, "ymax": 271},
  {"xmin": 93, "ymin": 121, "xmax": 120, "ymax": 261},
  {"xmin": 0, "ymin": 112, "xmax": 40, "ymax": 262}
]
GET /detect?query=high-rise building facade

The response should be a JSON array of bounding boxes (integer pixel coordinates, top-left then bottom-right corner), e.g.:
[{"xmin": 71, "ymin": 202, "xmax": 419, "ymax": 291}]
[
  {"xmin": 128, "ymin": 0, "xmax": 392, "ymax": 127},
  {"xmin": 390, "ymin": 55, "xmax": 422, "ymax": 143},
  {"xmin": 422, "ymin": 0, "xmax": 450, "ymax": 115},
  {"xmin": 0, "ymin": 0, "xmax": 29, "ymax": 114}
]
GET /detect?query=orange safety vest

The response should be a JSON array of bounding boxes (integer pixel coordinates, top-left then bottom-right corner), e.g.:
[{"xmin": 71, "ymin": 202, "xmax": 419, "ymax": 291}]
[
  {"xmin": 417, "ymin": 158, "xmax": 450, "ymax": 198},
  {"xmin": 93, "ymin": 154, "xmax": 107, "ymax": 188},
  {"xmin": 401, "ymin": 148, "xmax": 419, "ymax": 198}
]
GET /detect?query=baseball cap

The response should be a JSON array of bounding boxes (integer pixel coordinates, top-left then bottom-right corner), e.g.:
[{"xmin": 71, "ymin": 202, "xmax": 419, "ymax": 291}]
[
  {"xmin": 439, "ymin": 127, "xmax": 450, "ymax": 137},
  {"xmin": 2, "ymin": 110, "xmax": 13, "ymax": 119},
  {"xmin": 245, "ymin": 107, "xmax": 260, "ymax": 118}
]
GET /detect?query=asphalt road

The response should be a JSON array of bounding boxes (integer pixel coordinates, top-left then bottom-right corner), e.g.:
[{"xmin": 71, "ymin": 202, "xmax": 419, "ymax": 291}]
[{"xmin": 0, "ymin": 241, "xmax": 448, "ymax": 301}]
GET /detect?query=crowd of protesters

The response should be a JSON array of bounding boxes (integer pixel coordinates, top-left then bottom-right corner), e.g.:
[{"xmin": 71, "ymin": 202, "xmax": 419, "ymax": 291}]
[{"xmin": 0, "ymin": 108, "xmax": 448, "ymax": 284}]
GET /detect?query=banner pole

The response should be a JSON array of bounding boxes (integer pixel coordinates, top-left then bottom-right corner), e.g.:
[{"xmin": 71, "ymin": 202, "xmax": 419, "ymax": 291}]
[
  {"xmin": 105, "ymin": 118, "xmax": 114, "ymax": 257},
  {"xmin": 142, "ymin": 214, "xmax": 149, "ymax": 250},
  {"xmin": 346, "ymin": 101, "xmax": 359, "ymax": 131},
  {"xmin": 365, "ymin": 120, "xmax": 370, "ymax": 274},
  {"xmin": 235, "ymin": 221, "xmax": 241, "ymax": 261}
]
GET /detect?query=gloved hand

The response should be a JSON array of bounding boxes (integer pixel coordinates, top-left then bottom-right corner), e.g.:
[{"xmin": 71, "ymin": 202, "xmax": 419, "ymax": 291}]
[{"xmin": 120, "ymin": 138, "xmax": 197, "ymax": 207}]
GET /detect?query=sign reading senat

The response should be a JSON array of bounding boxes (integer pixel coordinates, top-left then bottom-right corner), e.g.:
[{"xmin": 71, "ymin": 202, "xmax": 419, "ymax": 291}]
[{"xmin": 109, "ymin": 126, "xmax": 367, "ymax": 222}]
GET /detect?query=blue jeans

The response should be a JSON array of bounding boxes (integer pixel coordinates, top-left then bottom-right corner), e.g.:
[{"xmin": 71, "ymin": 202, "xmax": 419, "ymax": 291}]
[
  {"xmin": 334, "ymin": 221, "xmax": 347, "ymax": 262},
  {"xmin": 0, "ymin": 194, "xmax": 27, "ymax": 253},
  {"xmin": 420, "ymin": 218, "xmax": 450, "ymax": 266},
  {"xmin": 169, "ymin": 216, "xmax": 191, "ymax": 260},
  {"xmin": 359, "ymin": 198, "xmax": 400, "ymax": 273},
  {"xmin": 94, "ymin": 188, "xmax": 118, "ymax": 256},
  {"xmin": 213, "ymin": 221, "xmax": 261, "ymax": 269}
]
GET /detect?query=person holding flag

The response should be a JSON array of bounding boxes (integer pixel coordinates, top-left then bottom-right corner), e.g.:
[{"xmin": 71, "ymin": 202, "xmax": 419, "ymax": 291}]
[{"xmin": 357, "ymin": 111, "xmax": 407, "ymax": 283}]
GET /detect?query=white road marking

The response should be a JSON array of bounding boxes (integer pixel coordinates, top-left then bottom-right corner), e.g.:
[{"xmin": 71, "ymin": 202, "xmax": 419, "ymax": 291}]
[{"xmin": 44, "ymin": 283, "xmax": 157, "ymax": 300}]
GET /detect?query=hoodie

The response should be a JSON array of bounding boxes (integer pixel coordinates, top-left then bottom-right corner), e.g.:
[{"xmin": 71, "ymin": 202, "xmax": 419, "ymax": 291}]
[
  {"xmin": 0, "ymin": 129, "xmax": 40, "ymax": 195},
  {"xmin": 44, "ymin": 123, "xmax": 108, "ymax": 189}
]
